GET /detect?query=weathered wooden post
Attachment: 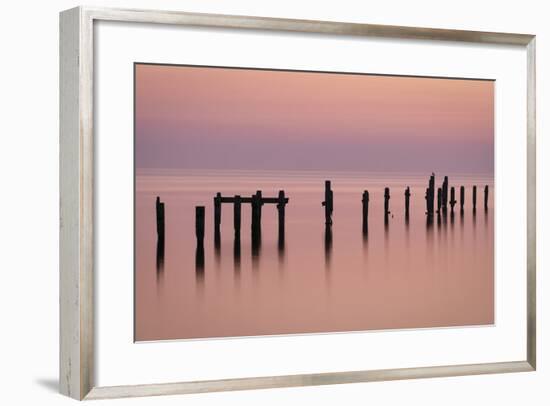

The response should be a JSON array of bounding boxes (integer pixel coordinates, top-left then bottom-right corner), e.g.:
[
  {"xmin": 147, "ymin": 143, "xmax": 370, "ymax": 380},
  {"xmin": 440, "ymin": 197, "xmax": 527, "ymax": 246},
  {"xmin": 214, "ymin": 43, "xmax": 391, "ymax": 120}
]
[
  {"xmin": 234, "ymin": 195, "xmax": 241, "ymax": 238},
  {"xmin": 484, "ymin": 185, "xmax": 489, "ymax": 211},
  {"xmin": 196, "ymin": 206, "xmax": 205, "ymax": 245},
  {"xmin": 251, "ymin": 193, "xmax": 261, "ymax": 252},
  {"xmin": 214, "ymin": 192, "xmax": 221, "ymax": 254},
  {"xmin": 214, "ymin": 192, "xmax": 221, "ymax": 232},
  {"xmin": 450, "ymin": 186, "xmax": 457, "ymax": 214},
  {"xmin": 195, "ymin": 205, "xmax": 205, "ymax": 276},
  {"xmin": 233, "ymin": 195, "xmax": 241, "ymax": 268},
  {"xmin": 322, "ymin": 180, "xmax": 333, "ymax": 225},
  {"xmin": 384, "ymin": 187, "xmax": 390, "ymax": 224},
  {"xmin": 251, "ymin": 193, "xmax": 258, "ymax": 232},
  {"xmin": 460, "ymin": 186, "xmax": 465, "ymax": 214},
  {"xmin": 362, "ymin": 190, "xmax": 369, "ymax": 234},
  {"xmin": 405, "ymin": 187, "xmax": 411, "ymax": 218},
  {"xmin": 425, "ymin": 188, "xmax": 430, "ymax": 216},
  {"xmin": 256, "ymin": 190, "xmax": 263, "ymax": 221},
  {"xmin": 473, "ymin": 186, "xmax": 477, "ymax": 212},
  {"xmin": 430, "ymin": 174, "xmax": 435, "ymax": 215},
  {"xmin": 277, "ymin": 190, "xmax": 286, "ymax": 244},
  {"xmin": 155, "ymin": 196, "xmax": 165, "ymax": 242},
  {"xmin": 426, "ymin": 173, "xmax": 435, "ymax": 217},
  {"xmin": 442, "ymin": 176, "xmax": 449, "ymax": 212},
  {"xmin": 437, "ymin": 187, "xmax": 442, "ymax": 215},
  {"xmin": 426, "ymin": 178, "xmax": 434, "ymax": 227}
]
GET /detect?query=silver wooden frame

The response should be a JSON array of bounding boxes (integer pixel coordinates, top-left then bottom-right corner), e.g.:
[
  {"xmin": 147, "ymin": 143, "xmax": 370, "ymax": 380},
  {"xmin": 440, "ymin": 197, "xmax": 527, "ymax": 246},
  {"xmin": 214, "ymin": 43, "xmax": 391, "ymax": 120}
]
[{"xmin": 60, "ymin": 6, "xmax": 536, "ymax": 400}]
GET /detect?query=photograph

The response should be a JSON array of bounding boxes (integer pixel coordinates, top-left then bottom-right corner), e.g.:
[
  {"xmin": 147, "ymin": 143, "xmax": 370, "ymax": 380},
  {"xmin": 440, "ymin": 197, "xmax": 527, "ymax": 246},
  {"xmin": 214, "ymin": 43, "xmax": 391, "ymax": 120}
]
[{"xmin": 134, "ymin": 63, "xmax": 494, "ymax": 342}]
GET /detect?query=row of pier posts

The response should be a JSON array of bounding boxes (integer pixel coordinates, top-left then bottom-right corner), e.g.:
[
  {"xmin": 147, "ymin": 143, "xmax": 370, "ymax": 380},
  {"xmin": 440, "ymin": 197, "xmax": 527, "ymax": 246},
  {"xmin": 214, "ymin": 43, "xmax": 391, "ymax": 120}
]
[
  {"xmin": 191, "ymin": 191, "xmax": 289, "ymax": 271},
  {"xmin": 357, "ymin": 180, "xmax": 488, "ymax": 230},
  {"xmin": 425, "ymin": 175, "xmax": 488, "ymax": 219},
  {"xmin": 154, "ymin": 176, "xmax": 490, "ymax": 263},
  {"xmin": 156, "ymin": 183, "xmax": 489, "ymax": 244}
]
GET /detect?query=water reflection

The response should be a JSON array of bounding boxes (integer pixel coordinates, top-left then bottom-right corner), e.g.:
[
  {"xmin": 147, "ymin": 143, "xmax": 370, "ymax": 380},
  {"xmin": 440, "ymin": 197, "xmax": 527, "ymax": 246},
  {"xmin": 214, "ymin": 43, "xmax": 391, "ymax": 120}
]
[
  {"xmin": 251, "ymin": 227, "xmax": 262, "ymax": 270},
  {"xmin": 425, "ymin": 214, "xmax": 435, "ymax": 263},
  {"xmin": 195, "ymin": 242, "xmax": 205, "ymax": 284},
  {"xmin": 278, "ymin": 231, "xmax": 285, "ymax": 265},
  {"xmin": 156, "ymin": 237, "xmax": 165, "ymax": 277},
  {"xmin": 137, "ymin": 171, "xmax": 494, "ymax": 341},
  {"xmin": 404, "ymin": 213, "xmax": 410, "ymax": 252},
  {"xmin": 233, "ymin": 234, "xmax": 241, "ymax": 277},
  {"xmin": 384, "ymin": 217, "xmax": 390, "ymax": 264},
  {"xmin": 156, "ymin": 238, "xmax": 164, "ymax": 281},
  {"xmin": 426, "ymin": 214, "xmax": 434, "ymax": 230},
  {"xmin": 362, "ymin": 222, "xmax": 369, "ymax": 240},
  {"xmin": 324, "ymin": 225, "xmax": 332, "ymax": 269},
  {"xmin": 214, "ymin": 229, "xmax": 221, "ymax": 265}
]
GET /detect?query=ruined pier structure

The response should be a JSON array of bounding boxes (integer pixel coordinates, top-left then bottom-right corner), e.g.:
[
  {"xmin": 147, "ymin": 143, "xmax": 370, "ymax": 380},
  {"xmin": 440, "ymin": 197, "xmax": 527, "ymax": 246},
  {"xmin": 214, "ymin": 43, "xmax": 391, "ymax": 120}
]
[
  {"xmin": 213, "ymin": 191, "xmax": 289, "ymax": 243},
  {"xmin": 153, "ymin": 175, "xmax": 490, "ymax": 250},
  {"xmin": 423, "ymin": 175, "xmax": 489, "ymax": 218}
]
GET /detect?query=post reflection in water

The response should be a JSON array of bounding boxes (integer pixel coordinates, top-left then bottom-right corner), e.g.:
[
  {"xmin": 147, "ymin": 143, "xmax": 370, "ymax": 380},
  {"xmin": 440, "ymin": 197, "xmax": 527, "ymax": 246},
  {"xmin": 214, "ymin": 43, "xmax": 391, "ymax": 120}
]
[
  {"xmin": 195, "ymin": 242, "xmax": 205, "ymax": 284},
  {"xmin": 233, "ymin": 233, "xmax": 241, "ymax": 271},
  {"xmin": 404, "ymin": 213, "xmax": 410, "ymax": 253},
  {"xmin": 214, "ymin": 229, "xmax": 221, "ymax": 266},
  {"xmin": 278, "ymin": 230, "xmax": 285, "ymax": 266},
  {"xmin": 324, "ymin": 224, "xmax": 332, "ymax": 270},
  {"xmin": 251, "ymin": 227, "xmax": 261, "ymax": 270},
  {"xmin": 136, "ymin": 171, "xmax": 494, "ymax": 341},
  {"xmin": 426, "ymin": 214, "xmax": 434, "ymax": 230},
  {"xmin": 383, "ymin": 218, "xmax": 390, "ymax": 264},
  {"xmin": 425, "ymin": 215, "xmax": 435, "ymax": 263},
  {"xmin": 472, "ymin": 207, "xmax": 478, "ymax": 247},
  {"xmin": 156, "ymin": 237, "xmax": 165, "ymax": 279}
]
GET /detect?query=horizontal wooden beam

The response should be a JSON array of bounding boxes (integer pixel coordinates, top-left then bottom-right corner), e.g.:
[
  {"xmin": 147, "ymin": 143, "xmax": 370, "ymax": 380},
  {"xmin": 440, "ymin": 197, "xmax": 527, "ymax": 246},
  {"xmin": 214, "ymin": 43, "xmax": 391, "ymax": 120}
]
[{"xmin": 220, "ymin": 197, "xmax": 289, "ymax": 204}]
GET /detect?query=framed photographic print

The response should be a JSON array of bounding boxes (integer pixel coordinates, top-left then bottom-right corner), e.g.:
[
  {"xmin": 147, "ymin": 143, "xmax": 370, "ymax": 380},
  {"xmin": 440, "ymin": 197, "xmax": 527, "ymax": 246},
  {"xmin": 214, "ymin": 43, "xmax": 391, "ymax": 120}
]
[{"xmin": 60, "ymin": 7, "xmax": 536, "ymax": 400}]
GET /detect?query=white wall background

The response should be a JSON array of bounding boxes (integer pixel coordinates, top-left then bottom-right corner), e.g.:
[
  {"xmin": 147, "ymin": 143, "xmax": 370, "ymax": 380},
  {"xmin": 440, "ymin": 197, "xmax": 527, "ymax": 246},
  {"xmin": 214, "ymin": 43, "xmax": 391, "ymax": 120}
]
[{"xmin": 0, "ymin": 0, "xmax": 546, "ymax": 404}]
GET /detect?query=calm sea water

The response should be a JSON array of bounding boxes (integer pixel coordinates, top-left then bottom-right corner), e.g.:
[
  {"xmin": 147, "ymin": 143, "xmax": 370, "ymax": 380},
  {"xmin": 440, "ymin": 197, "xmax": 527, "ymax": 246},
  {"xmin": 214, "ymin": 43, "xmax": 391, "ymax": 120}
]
[{"xmin": 135, "ymin": 169, "xmax": 494, "ymax": 341}]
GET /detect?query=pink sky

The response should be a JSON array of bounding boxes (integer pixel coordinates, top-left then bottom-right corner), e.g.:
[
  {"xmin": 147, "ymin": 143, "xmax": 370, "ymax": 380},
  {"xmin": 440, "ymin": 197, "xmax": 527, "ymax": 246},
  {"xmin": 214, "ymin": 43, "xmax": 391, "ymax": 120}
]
[{"xmin": 135, "ymin": 64, "xmax": 494, "ymax": 174}]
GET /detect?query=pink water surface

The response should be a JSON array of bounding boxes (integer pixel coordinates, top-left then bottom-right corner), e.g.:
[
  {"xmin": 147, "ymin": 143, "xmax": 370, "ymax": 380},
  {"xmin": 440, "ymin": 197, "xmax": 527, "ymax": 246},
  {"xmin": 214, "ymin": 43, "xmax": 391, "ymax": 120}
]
[{"xmin": 135, "ymin": 169, "xmax": 494, "ymax": 341}]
